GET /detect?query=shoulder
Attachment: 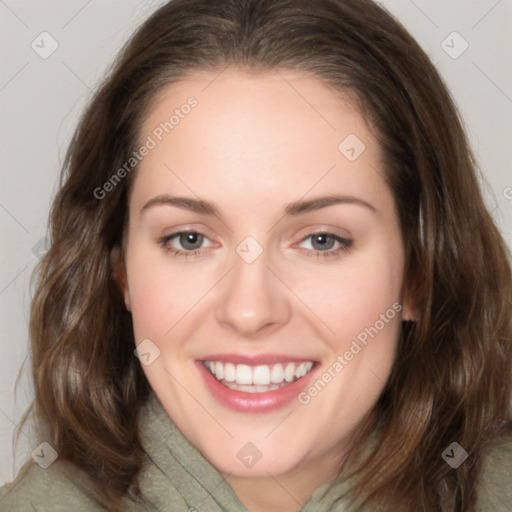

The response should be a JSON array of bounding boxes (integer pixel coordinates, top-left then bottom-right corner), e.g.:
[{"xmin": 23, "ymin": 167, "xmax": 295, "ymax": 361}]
[
  {"xmin": 476, "ymin": 435, "xmax": 512, "ymax": 512},
  {"xmin": 0, "ymin": 459, "xmax": 108, "ymax": 512}
]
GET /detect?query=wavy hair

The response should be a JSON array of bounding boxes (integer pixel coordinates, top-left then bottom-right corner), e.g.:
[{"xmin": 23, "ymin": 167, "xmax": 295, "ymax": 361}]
[{"xmin": 20, "ymin": 0, "xmax": 512, "ymax": 510}]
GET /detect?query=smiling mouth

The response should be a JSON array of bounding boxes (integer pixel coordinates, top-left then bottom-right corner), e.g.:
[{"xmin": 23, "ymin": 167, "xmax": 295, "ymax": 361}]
[{"xmin": 202, "ymin": 360, "xmax": 315, "ymax": 393}]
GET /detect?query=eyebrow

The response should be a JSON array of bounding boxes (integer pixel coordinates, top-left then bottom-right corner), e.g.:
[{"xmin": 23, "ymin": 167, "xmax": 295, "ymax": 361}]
[{"xmin": 140, "ymin": 194, "xmax": 377, "ymax": 217}]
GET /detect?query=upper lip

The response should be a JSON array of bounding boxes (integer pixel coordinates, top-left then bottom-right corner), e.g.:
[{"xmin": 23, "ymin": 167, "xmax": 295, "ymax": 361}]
[{"xmin": 199, "ymin": 353, "xmax": 317, "ymax": 365}]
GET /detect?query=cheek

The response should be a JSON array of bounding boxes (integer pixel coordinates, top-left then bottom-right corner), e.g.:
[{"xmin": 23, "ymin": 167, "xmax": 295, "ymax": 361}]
[
  {"xmin": 298, "ymin": 248, "xmax": 404, "ymax": 351},
  {"xmin": 125, "ymin": 247, "xmax": 221, "ymax": 342},
  {"xmin": 124, "ymin": 252, "xmax": 183, "ymax": 340}
]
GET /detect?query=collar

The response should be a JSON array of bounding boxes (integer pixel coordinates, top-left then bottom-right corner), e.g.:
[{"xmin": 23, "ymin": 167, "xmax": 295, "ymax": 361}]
[{"xmin": 134, "ymin": 390, "xmax": 357, "ymax": 511}]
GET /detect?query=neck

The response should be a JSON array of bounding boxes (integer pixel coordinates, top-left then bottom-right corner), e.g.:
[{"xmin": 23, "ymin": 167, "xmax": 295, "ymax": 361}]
[{"xmin": 224, "ymin": 449, "xmax": 343, "ymax": 512}]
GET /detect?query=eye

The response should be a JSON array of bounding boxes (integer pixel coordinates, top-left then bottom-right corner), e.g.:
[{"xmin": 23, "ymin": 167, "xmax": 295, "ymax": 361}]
[
  {"xmin": 158, "ymin": 230, "xmax": 351, "ymax": 259},
  {"xmin": 298, "ymin": 232, "xmax": 352, "ymax": 258},
  {"xmin": 159, "ymin": 231, "xmax": 211, "ymax": 257}
]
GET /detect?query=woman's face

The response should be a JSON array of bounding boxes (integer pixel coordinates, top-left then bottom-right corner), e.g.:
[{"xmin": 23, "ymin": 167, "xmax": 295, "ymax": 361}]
[{"xmin": 118, "ymin": 68, "xmax": 411, "ymax": 482}]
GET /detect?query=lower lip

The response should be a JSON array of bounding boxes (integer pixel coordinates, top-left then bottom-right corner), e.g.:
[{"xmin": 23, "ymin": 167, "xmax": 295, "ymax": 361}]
[{"xmin": 196, "ymin": 361, "xmax": 317, "ymax": 413}]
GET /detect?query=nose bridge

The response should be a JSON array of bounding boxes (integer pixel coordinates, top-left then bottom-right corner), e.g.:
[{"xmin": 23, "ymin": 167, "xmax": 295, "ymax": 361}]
[{"xmin": 214, "ymin": 243, "xmax": 290, "ymax": 337}]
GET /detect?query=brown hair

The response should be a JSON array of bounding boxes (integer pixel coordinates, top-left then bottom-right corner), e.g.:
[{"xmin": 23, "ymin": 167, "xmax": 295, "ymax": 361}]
[{"xmin": 21, "ymin": 0, "xmax": 512, "ymax": 510}]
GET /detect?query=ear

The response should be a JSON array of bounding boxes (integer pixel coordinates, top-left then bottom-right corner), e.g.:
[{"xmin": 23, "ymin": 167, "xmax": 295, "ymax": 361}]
[{"xmin": 110, "ymin": 245, "xmax": 131, "ymax": 311}]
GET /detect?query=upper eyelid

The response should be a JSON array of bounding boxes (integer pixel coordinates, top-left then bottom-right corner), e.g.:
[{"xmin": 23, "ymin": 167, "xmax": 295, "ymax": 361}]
[
  {"xmin": 161, "ymin": 228, "xmax": 349, "ymax": 239},
  {"xmin": 161, "ymin": 223, "xmax": 351, "ymax": 237},
  {"xmin": 162, "ymin": 230, "xmax": 212, "ymax": 244},
  {"xmin": 296, "ymin": 233, "xmax": 352, "ymax": 249}
]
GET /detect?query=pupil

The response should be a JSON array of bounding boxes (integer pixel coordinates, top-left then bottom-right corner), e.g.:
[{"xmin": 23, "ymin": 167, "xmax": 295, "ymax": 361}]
[
  {"xmin": 181, "ymin": 232, "xmax": 202, "ymax": 250},
  {"xmin": 312, "ymin": 234, "xmax": 334, "ymax": 251}
]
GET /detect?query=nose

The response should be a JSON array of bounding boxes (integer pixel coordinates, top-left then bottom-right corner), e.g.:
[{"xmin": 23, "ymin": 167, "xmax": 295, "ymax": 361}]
[{"xmin": 214, "ymin": 249, "xmax": 291, "ymax": 339}]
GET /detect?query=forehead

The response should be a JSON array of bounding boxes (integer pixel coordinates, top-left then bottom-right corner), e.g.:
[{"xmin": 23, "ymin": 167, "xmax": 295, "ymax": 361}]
[
  {"xmin": 142, "ymin": 68, "xmax": 367, "ymax": 154},
  {"xmin": 130, "ymin": 67, "xmax": 390, "ymax": 216}
]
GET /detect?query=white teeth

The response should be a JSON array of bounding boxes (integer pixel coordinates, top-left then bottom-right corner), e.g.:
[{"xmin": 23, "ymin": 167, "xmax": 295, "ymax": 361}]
[
  {"xmin": 270, "ymin": 364, "xmax": 284, "ymax": 383},
  {"xmin": 296, "ymin": 362, "xmax": 313, "ymax": 378},
  {"xmin": 284, "ymin": 363, "xmax": 295, "ymax": 382},
  {"xmin": 224, "ymin": 382, "xmax": 281, "ymax": 392},
  {"xmin": 235, "ymin": 364, "xmax": 253, "ymax": 385},
  {"xmin": 224, "ymin": 362, "xmax": 236, "ymax": 382},
  {"xmin": 253, "ymin": 365, "xmax": 271, "ymax": 385},
  {"xmin": 203, "ymin": 360, "xmax": 315, "ymax": 390},
  {"xmin": 214, "ymin": 361, "xmax": 224, "ymax": 380},
  {"xmin": 295, "ymin": 362, "xmax": 306, "ymax": 378}
]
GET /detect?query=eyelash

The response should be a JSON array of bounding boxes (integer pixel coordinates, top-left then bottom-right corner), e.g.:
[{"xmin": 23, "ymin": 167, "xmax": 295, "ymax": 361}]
[{"xmin": 158, "ymin": 231, "xmax": 353, "ymax": 259}]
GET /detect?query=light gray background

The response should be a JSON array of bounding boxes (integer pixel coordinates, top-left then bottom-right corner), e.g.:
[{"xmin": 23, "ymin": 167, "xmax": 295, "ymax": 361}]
[{"xmin": 1, "ymin": 0, "xmax": 511, "ymax": 487}]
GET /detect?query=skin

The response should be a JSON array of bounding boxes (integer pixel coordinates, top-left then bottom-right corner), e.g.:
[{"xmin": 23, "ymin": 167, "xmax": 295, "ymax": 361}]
[{"xmin": 113, "ymin": 67, "xmax": 414, "ymax": 512}]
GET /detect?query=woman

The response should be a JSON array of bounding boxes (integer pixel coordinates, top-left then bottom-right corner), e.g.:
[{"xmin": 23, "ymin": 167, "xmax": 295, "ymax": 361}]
[{"xmin": 1, "ymin": 0, "xmax": 511, "ymax": 510}]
